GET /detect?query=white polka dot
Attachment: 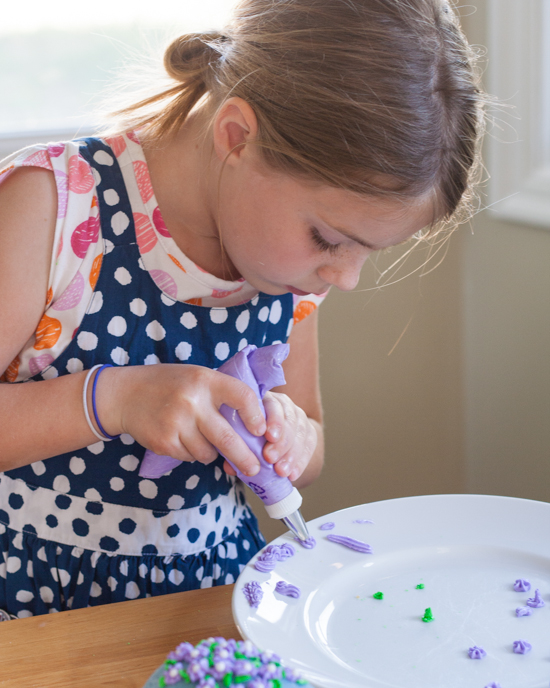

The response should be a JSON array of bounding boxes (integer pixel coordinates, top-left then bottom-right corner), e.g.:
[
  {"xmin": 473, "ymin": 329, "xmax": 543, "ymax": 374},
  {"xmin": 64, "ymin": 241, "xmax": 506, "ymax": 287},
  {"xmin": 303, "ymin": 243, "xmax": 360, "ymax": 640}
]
[
  {"xmin": 71, "ymin": 547, "xmax": 83, "ymax": 558},
  {"xmin": 120, "ymin": 434, "xmax": 135, "ymax": 445},
  {"xmin": 200, "ymin": 494, "xmax": 211, "ymax": 505},
  {"xmin": 200, "ymin": 576, "xmax": 213, "ymax": 589},
  {"xmin": 42, "ymin": 366, "xmax": 58, "ymax": 380},
  {"xmin": 269, "ymin": 299, "xmax": 282, "ymax": 324},
  {"xmin": 238, "ymin": 338, "xmax": 248, "ymax": 351},
  {"xmin": 225, "ymin": 573, "xmax": 235, "ymax": 585},
  {"xmin": 215, "ymin": 342, "xmax": 230, "ymax": 361},
  {"xmin": 167, "ymin": 495, "xmax": 185, "ymax": 510},
  {"xmin": 107, "ymin": 576, "xmax": 118, "ymax": 591},
  {"xmin": 119, "ymin": 560, "xmax": 129, "ymax": 577},
  {"xmin": 0, "ymin": 561, "xmax": 5, "ymax": 579},
  {"xmin": 27, "ymin": 560, "xmax": 33, "ymax": 578},
  {"xmin": 161, "ymin": 293, "xmax": 176, "ymax": 306},
  {"xmin": 58, "ymin": 569, "xmax": 70, "ymax": 587},
  {"xmin": 120, "ymin": 454, "xmax": 139, "ymax": 471},
  {"xmin": 77, "ymin": 331, "xmax": 98, "ymax": 351},
  {"xmin": 168, "ymin": 569, "xmax": 184, "ymax": 586},
  {"xmin": 139, "ymin": 563, "xmax": 148, "ymax": 578},
  {"xmin": 185, "ymin": 475, "xmax": 200, "ymax": 490},
  {"xmin": 84, "ymin": 488, "xmax": 102, "ymax": 501},
  {"xmin": 111, "ymin": 211, "xmax": 130, "ymax": 235},
  {"xmin": 242, "ymin": 540, "xmax": 250, "ymax": 551},
  {"xmin": 213, "ymin": 563, "xmax": 222, "ymax": 580},
  {"xmin": 286, "ymin": 318, "xmax": 294, "ymax": 338},
  {"xmin": 139, "ymin": 480, "xmax": 158, "ymax": 499},
  {"xmin": 90, "ymin": 581, "xmax": 102, "ymax": 597},
  {"xmin": 17, "ymin": 610, "xmax": 33, "ymax": 618},
  {"xmin": 210, "ymin": 307, "xmax": 228, "ymax": 324},
  {"xmin": 48, "ymin": 608, "xmax": 59, "ymax": 614},
  {"xmin": 214, "ymin": 466, "xmax": 222, "ymax": 481},
  {"xmin": 271, "ymin": 339, "xmax": 282, "ymax": 345},
  {"xmin": 180, "ymin": 312, "xmax": 197, "ymax": 329},
  {"xmin": 235, "ymin": 310, "xmax": 250, "ymax": 333},
  {"xmin": 56, "ymin": 546, "xmax": 62, "ymax": 556},
  {"xmin": 86, "ymin": 289, "xmax": 103, "ymax": 316},
  {"xmin": 93, "ymin": 150, "xmax": 114, "ymax": 166},
  {"xmin": 251, "ymin": 295, "xmax": 260, "ymax": 306},
  {"xmin": 53, "ymin": 475, "xmax": 70, "ymax": 493},
  {"xmin": 138, "ymin": 257, "xmax": 146, "ymax": 271},
  {"xmin": 87, "ymin": 441, "xmax": 104, "ymax": 455},
  {"xmin": 37, "ymin": 546, "xmax": 47, "ymax": 562},
  {"xmin": 39, "ymin": 586, "xmax": 54, "ymax": 604},
  {"xmin": 114, "ymin": 267, "xmax": 132, "ymax": 285},
  {"xmin": 12, "ymin": 533, "xmax": 23, "ymax": 549},
  {"xmin": 110, "ymin": 477, "xmax": 125, "ymax": 492},
  {"xmin": 175, "ymin": 341, "xmax": 192, "ymax": 361},
  {"xmin": 92, "ymin": 168, "xmax": 101, "ymax": 185},
  {"xmin": 66, "ymin": 358, "xmax": 84, "ymax": 374},
  {"xmin": 31, "ymin": 461, "xmax": 46, "ymax": 475},
  {"xmin": 104, "ymin": 188, "xmax": 120, "ymax": 206},
  {"xmin": 111, "ymin": 347, "xmax": 130, "ymax": 365},
  {"xmin": 50, "ymin": 567, "xmax": 59, "ymax": 582},
  {"xmin": 67, "ymin": 597, "xmax": 74, "ymax": 609},
  {"xmin": 226, "ymin": 542, "xmax": 238, "ymax": 559},
  {"xmin": 6, "ymin": 556, "xmax": 21, "ymax": 573},
  {"xmin": 146, "ymin": 320, "xmax": 166, "ymax": 341},
  {"xmin": 129, "ymin": 298, "xmax": 147, "ymax": 316},
  {"xmin": 151, "ymin": 566, "xmax": 165, "ymax": 584},
  {"xmin": 69, "ymin": 456, "xmax": 86, "ymax": 475},
  {"xmin": 125, "ymin": 581, "xmax": 140, "ymax": 599},
  {"xmin": 258, "ymin": 306, "xmax": 270, "ymax": 322},
  {"xmin": 108, "ymin": 316, "xmax": 127, "ymax": 336},
  {"xmin": 144, "ymin": 354, "xmax": 160, "ymax": 365},
  {"xmin": 104, "ymin": 239, "xmax": 115, "ymax": 254},
  {"xmin": 195, "ymin": 566, "xmax": 204, "ymax": 581},
  {"xmin": 77, "ymin": 571, "xmax": 85, "ymax": 585}
]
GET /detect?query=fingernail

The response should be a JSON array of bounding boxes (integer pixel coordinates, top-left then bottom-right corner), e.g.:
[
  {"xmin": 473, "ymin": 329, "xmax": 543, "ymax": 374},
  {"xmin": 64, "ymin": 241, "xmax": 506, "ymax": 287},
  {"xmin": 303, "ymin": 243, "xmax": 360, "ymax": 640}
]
[
  {"xmin": 278, "ymin": 461, "xmax": 290, "ymax": 477},
  {"xmin": 270, "ymin": 426, "xmax": 280, "ymax": 440},
  {"xmin": 268, "ymin": 448, "xmax": 279, "ymax": 462},
  {"xmin": 247, "ymin": 463, "xmax": 260, "ymax": 477}
]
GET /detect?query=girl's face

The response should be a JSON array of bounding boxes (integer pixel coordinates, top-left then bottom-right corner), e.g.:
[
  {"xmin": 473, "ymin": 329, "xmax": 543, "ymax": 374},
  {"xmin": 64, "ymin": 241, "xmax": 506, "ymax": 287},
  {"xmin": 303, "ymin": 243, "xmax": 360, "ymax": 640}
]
[{"xmin": 217, "ymin": 157, "xmax": 435, "ymax": 296}]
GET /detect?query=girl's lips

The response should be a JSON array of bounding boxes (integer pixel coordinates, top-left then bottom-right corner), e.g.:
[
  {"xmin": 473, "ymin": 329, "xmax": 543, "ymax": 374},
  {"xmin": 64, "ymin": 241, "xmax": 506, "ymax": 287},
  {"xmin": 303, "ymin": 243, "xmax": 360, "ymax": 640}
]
[{"xmin": 285, "ymin": 286, "xmax": 312, "ymax": 296}]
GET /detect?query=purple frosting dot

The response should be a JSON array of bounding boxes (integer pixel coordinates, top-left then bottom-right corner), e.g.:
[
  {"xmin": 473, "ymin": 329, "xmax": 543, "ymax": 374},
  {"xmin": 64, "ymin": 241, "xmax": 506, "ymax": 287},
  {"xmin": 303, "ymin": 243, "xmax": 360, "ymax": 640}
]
[
  {"xmin": 243, "ymin": 581, "xmax": 263, "ymax": 608},
  {"xmin": 468, "ymin": 645, "xmax": 487, "ymax": 659},
  {"xmin": 319, "ymin": 522, "xmax": 335, "ymax": 530},
  {"xmin": 516, "ymin": 606, "xmax": 534, "ymax": 617},
  {"xmin": 294, "ymin": 536, "xmax": 316, "ymax": 549},
  {"xmin": 484, "ymin": 683, "xmax": 502, "ymax": 688},
  {"xmin": 512, "ymin": 639, "xmax": 532, "ymax": 654},
  {"xmin": 326, "ymin": 533, "xmax": 373, "ymax": 553},
  {"xmin": 353, "ymin": 518, "xmax": 374, "ymax": 524},
  {"xmin": 513, "ymin": 578, "xmax": 531, "ymax": 592},
  {"xmin": 275, "ymin": 580, "xmax": 301, "ymax": 598},
  {"xmin": 526, "ymin": 589, "xmax": 545, "ymax": 608}
]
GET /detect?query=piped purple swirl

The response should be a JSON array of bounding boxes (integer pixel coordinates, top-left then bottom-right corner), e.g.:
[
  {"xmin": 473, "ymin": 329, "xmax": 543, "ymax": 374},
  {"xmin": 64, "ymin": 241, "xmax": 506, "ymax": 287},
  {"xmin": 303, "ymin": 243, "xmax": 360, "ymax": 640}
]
[
  {"xmin": 254, "ymin": 543, "xmax": 296, "ymax": 571},
  {"xmin": 319, "ymin": 522, "xmax": 335, "ymax": 530},
  {"xmin": 275, "ymin": 581, "xmax": 301, "ymax": 599},
  {"xmin": 526, "ymin": 589, "xmax": 545, "ymax": 608},
  {"xmin": 353, "ymin": 519, "xmax": 374, "ymax": 524},
  {"xmin": 512, "ymin": 639, "xmax": 532, "ymax": 654},
  {"xmin": 326, "ymin": 534, "xmax": 373, "ymax": 553},
  {"xmin": 294, "ymin": 536, "xmax": 316, "ymax": 549},
  {"xmin": 516, "ymin": 606, "xmax": 534, "ymax": 617},
  {"xmin": 468, "ymin": 646, "xmax": 486, "ymax": 659},
  {"xmin": 243, "ymin": 581, "xmax": 263, "ymax": 608},
  {"xmin": 513, "ymin": 579, "xmax": 531, "ymax": 592}
]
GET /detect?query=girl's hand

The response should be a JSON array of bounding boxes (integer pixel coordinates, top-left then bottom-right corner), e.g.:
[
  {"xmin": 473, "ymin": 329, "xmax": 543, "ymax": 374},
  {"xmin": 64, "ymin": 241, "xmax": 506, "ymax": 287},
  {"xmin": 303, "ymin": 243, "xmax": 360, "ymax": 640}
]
[
  {"xmin": 101, "ymin": 364, "xmax": 266, "ymax": 477},
  {"xmin": 223, "ymin": 391, "xmax": 318, "ymax": 482}
]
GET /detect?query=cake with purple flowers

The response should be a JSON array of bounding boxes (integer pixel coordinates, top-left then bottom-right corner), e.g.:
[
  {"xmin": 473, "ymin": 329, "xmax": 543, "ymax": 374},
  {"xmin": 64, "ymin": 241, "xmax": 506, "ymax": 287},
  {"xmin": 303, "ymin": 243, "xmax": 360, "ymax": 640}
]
[{"xmin": 143, "ymin": 637, "xmax": 312, "ymax": 688}]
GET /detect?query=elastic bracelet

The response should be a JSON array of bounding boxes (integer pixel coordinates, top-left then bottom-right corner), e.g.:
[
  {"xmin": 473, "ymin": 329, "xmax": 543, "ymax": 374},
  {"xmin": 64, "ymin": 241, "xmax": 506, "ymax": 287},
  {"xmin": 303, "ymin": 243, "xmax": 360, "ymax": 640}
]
[
  {"xmin": 91, "ymin": 364, "xmax": 121, "ymax": 441},
  {"xmin": 82, "ymin": 364, "xmax": 108, "ymax": 442}
]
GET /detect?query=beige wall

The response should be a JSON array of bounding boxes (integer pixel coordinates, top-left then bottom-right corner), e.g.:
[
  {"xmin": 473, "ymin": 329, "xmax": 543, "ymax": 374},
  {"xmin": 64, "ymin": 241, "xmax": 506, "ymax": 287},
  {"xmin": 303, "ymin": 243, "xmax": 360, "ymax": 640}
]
[{"xmin": 252, "ymin": 2, "xmax": 550, "ymax": 543}]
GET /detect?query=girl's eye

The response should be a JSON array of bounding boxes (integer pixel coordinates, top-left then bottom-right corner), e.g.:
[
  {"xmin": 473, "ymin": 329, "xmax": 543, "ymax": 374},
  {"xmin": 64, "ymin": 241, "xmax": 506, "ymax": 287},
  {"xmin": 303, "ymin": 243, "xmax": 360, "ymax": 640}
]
[{"xmin": 310, "ymin": 227, "xmax": 341, "ymax": 255}]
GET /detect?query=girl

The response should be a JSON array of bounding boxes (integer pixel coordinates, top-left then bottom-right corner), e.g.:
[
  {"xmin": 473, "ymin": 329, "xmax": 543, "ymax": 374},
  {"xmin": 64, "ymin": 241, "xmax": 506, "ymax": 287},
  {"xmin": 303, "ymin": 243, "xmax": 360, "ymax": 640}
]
[{"xmin": 0, "ymin": 0, "xmax": 484, "ymax": 618}]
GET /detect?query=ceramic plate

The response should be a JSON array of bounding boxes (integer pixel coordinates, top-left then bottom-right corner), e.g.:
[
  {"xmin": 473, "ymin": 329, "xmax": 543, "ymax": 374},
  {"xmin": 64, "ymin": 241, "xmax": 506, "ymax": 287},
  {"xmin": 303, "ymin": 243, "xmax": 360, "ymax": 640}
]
[{"xmin": 232, "ymin": 494, "xmax": 550, "ymax": 688}]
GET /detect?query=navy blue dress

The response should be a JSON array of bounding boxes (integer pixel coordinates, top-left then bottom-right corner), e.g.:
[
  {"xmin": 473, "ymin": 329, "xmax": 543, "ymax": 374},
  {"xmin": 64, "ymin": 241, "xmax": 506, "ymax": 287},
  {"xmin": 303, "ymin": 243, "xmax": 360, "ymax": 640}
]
[{"xmin": 0, "ymin": 138, "xmax": 294, "ymax": 618}]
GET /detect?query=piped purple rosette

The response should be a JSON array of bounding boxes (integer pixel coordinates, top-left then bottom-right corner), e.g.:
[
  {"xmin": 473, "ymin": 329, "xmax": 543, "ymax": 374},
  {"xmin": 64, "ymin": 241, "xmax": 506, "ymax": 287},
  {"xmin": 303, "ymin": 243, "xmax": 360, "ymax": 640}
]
[
  {"xmin": 526, "ymin": 589, "xmax": 545, "ymax": 608},
  {"xmin": 139, "ymin": 344, "xmax": 295, "ymax": 508},
  {"xmin": 516, "ymin": 606, "xmax": 534, "ymax": 617},
  {"xmin": 512, "ymin": 639, "xmax": 532, "ymax": 654},
  {"xmin": 254, "ymin": 543, "xmax": 296, "ymax": 572},
  {"xmin": 243, "ymin": 581, "xmax": 263, "ymax": 608},
  {"xmin": 513, "ymin": 579, "xmax": 531, "ymax": 592},
  {"xmin": 275, "ymin": 581, "xmax": 301, "ymax": 599},
  {"xmin": 468, "ymin": 646, "xmax": 486, "ymax": 660}
]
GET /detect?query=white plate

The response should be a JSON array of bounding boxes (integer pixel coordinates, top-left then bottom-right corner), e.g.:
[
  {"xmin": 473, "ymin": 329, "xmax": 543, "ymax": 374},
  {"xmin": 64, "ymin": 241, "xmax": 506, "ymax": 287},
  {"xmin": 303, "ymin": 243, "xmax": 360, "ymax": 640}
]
[{"xmin": 232, "ymin": 494, "xmax": 550, "ymax": 688}]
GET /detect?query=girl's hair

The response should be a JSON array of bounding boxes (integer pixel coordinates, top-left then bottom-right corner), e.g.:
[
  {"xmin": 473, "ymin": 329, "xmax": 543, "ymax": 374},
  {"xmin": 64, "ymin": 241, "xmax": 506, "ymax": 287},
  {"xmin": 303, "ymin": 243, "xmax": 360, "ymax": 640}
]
[{"xmin": 106, "ymin": 0, "xmax": 486, "ymax": 229}]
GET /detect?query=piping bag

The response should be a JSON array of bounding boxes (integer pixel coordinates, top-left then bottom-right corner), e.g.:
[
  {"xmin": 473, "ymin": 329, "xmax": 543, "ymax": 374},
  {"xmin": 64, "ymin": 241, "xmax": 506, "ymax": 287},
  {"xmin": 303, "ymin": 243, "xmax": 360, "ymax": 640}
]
[{"xmin": 138, "ymin": 344, "xmax": 310, "ymax": 541}]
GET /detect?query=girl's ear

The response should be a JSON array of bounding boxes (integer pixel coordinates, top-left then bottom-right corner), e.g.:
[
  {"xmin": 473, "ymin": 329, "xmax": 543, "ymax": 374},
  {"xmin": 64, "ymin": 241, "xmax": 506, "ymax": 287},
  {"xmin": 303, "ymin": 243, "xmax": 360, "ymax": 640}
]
[{"xmin": 212, "ymin": 97, "xmax": 259, "ymax": 166}]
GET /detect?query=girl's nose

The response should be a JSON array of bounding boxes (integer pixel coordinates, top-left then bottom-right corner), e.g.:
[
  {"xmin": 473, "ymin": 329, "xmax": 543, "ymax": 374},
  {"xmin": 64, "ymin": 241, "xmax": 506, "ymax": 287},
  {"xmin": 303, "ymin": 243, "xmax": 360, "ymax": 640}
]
[{"xmin": 317, "ymin": 252, "xmax": 368, "ymax": 292}]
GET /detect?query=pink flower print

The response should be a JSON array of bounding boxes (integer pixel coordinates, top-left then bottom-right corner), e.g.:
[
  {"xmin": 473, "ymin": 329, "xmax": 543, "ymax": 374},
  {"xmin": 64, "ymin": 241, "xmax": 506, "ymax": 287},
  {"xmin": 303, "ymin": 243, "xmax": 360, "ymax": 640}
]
[
  {"xmin": 21, "ymin": 149, "xmax": 53, "ymax": 170},
  {"xmin": 134, "ymin": 213, "xmax": 158, "ymax": 253},
  {"xmin": 28, "ymin": 354, "xmax": 55, "ymax": 376},
  {"xmin": 51, "ymin": 271, "xmax": 85, "ymax": 311},
  {"xmin": 150, "ymin": 269, "xmax": 177, "ymax": 299},
  {"xmin": 211, "ymin": 286, "xmax": 243, "ymax": 298},
  {"xmin": 56, "ymin": 233, "xmax": 64, "ymax": 259},
  {"xmin": 104, "ymin": 135, "xmax": 127, "ymax": 158},
  {"xmin": 54, "ymin": 170, "xmax": 69, "ymax": 219},
  {"xmin": 153, "ymin": 206, "xmax": 171, "ymax": 237},
  {"xmin": 126, "ymin": 130, "xmax": 140, "ymax": 144},
  {"xmin": 133, "ymin": 160, "xmax": 154, "ymax": 204},
  {"xmin": 71, "ymin": 216, "xmax": 100, "ymax": 258},
  {"xmin": 48, "ymin": 143, "xmax": 65, "ymax": 157},
  {"xmin": 68, "ymin": 155, "xmax": 95, "ymax": 194}
]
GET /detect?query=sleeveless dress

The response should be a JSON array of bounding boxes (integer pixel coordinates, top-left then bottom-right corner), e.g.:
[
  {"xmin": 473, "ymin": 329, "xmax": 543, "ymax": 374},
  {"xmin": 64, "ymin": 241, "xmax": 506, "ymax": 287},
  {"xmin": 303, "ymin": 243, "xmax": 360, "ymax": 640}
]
[{"xmin": 0, "ymin": 136, "xmax": 325, "ymax": 619}]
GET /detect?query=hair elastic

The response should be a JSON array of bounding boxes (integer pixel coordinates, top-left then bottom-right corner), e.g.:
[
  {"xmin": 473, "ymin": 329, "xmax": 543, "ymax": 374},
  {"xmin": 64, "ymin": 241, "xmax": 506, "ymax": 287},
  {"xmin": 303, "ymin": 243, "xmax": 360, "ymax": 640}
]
[
  {"xmin": 82, "ymin": 364, "xmax": 108, "ymax": 442},
  {"xmin": 91, "ymin": 364, "xmax": 120, "ymax": 441}
]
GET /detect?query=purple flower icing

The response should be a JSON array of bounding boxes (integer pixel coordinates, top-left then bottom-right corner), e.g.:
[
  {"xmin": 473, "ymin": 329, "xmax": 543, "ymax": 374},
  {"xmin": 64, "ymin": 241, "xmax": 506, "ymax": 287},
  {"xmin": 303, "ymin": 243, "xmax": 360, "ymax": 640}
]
[
  {"xmin": 526, "ymin": 589, "xmax": 545, "ymax": 608},
  {"xmin": 294, "ymin": 536, "xmax": 317, "ymax": 549},
  {"xmin": 468, "ymin": 645, "xmax": 487, "ymax": 659},
  {"xmin": 326, "ymin": 534, "xmax": 373, "ymax": 553},
  {"xmin": 512, "ymin": 639, "xmax": 532, "ymax": 654},
  {"xmin": 254, "ymin": 543, "xmax": 296, "ymax": 571},
  {"xmin": 243, "ymin": 581, "xmax": 263, "ymax": 608},
  {"xmin": 353, "ymin": 519, "xmax": 374, "ymax": 524},
  {"xmin": 275, "ymin": 581, "xmax": 301, "ymax": 598},
  {"xmin": 484, "ymin": 683, "xmax": 502, "ymax": 688},
  {"xmin": 516, "ymin": 606, "xmax": 534, "ymax": 617},
  {"xmin": 319, "ymin": 522, "xmax": 335, "ymax": 530},
  {"xmin": 513, "ymin": 579, "xmax": 531, "ymax": 592}
]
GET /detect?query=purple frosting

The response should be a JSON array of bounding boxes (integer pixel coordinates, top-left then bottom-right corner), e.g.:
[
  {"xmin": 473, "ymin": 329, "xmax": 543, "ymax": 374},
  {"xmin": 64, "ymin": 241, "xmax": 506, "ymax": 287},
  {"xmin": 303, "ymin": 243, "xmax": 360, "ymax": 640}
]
[
  {"xmin": 516, "ymin": 606, "xmax": 534, "ymax": 617},
  {"xmin": 513, "ymin": 579, "xmax": 531, "ymax": 592},
  {"xmin": 526, "ymin": 589, "xmax": 545, "ymax": 608},
  {"xmin": 275, "ymin": 581, "xmax": 301, "ymax": 598},
  {"xmin": 254, "ymin": 543, "xmax": 296, "ymax": 571},
  {"xmin": 353, "ymin": 519, "xmax": 374, "ymax": 524},
  {"xmin": 243, "ymin": 581, "xmax": 263, "ymax": 608},
  {"xmin": 319, "ymin": 522, "xmax": 335, "ymax": 530},
  {"xmin": 512, "ymin": 639, "xmax": 532, "ymax": 654},
  {"xmin": 326, "ymin": 534, "xmax": 373, "ymax": 553},
  {"xmin": 484, "ymin": 684, "xmax": 502, "ymax": 688},
  {"xmin": 294, "ymin": 536, "xmax": 316, "ymax": 549},
  {"xmin": 139, "ymin": 344, "xmax": 295, "ymax": 508},
  {"xmin": 468, "ymin": 646, "xmax": 487, "ymax": 659}
]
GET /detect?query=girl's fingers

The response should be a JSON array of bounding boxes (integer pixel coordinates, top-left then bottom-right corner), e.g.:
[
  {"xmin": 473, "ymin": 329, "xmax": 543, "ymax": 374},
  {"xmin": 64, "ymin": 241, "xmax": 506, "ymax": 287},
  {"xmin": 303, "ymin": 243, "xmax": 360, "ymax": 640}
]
[
  {"xmin": 200, "ymin": 415, "xmax": 260, "ymax": 477},
  {"xmin": 223, "ymin": 460, "xmax": 237, "ymax": 477},
  {"xmin": 216, "ymin": 376, "xmax": 266, "ymax": 438},
  {"xmin": 262, "ymin": 392, "xmax": 285, "ymax": 444}
]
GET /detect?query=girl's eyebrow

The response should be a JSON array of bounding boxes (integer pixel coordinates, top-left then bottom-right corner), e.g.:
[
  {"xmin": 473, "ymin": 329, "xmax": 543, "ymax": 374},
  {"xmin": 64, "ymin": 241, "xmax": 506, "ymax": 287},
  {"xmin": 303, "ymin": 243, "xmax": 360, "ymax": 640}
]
[{"xmin": 319, "ymin": 218, "xmax": 378, "ymax": 250}]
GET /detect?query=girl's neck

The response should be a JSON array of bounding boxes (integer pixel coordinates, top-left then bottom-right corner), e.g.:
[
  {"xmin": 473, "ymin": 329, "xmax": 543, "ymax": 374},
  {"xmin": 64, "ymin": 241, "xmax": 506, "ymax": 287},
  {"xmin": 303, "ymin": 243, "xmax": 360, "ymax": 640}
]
[{"xmin": 140, "ymin": 112, "xmax": 241, "ymax": 282}]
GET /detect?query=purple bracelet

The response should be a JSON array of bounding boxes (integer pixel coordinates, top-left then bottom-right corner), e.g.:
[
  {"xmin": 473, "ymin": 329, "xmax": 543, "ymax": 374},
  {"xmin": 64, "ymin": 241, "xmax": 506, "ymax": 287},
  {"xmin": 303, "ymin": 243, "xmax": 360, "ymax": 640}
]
[{"xmin": 91, "ymin": 364, "xmax": 120, "ymax": 440}]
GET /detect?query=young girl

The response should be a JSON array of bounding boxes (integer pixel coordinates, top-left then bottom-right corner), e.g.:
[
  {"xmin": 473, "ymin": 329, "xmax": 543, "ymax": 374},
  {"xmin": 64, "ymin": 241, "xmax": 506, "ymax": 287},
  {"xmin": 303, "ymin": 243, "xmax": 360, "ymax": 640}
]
[{"xmin": 0, "ymin": 0, "xmax": 484, "ymax": 618}]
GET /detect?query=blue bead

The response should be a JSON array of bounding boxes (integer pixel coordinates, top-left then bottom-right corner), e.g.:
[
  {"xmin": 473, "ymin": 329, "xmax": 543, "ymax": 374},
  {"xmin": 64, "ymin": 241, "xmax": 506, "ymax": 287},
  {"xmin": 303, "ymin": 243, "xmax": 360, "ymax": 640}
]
[
  {"xmin": 99, "ymin": 536, "xmax": 120, "ymax": 552},
  {"xmin": 72, "ymin": 518, "xmax": 89, "ymax": 537},
  {"xmin": 167, "ymin": 524, "xmax": 180, "ymax": 538},
  {"xmin": 119, "ymin": 518, "xmax": 137, "ymax": 535},
  {"xmin": 46, "ymin": 514, "xmax": 58, "ymax": 528},
  {"xmin": 8, "ymin": 494, "xmax": 24, "ymax": 510},
  {"xmin": 205, "ymin": 531, "xmax": 216, "ymax": 548},
  {"xmin": 187, "ymin": 528, "xmax": 200, "ymax": 544},
  {"xmin": 215, "ymin": 506, "xmax": 222, "ymax": 522},
  {"xmin": 86, "ymin": 502, "xmax": 103, "ymax": 515},
  {"xmin": 142, "ymin": 544, "xmax": 158, "ymax": 555},
  {"xmin": 55, "ymin": 494, "xmax": 72, "ymax": 510}
]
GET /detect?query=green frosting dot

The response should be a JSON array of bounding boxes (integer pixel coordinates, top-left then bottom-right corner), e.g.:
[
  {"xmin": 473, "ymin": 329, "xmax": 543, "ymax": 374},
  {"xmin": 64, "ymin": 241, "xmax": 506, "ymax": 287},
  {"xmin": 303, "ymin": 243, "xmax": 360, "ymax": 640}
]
[
  {"xmin": 416, "ymin": 584, "xmax": 425, "ymax": 589},
  {"xmin": 421, "ymin": 607, "xmax": 434, "ymax": 622},
  {"xmin": 373, "ymin": 592, "xmax": 384, "ymax": 600}
]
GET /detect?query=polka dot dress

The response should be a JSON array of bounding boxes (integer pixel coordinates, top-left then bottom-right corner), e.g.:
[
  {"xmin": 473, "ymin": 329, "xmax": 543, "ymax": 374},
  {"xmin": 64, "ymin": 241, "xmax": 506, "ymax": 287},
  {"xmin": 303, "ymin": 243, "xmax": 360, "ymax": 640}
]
[{"xmin": 0, "ymin": 137, "xmax": 321, "ymax": 619}]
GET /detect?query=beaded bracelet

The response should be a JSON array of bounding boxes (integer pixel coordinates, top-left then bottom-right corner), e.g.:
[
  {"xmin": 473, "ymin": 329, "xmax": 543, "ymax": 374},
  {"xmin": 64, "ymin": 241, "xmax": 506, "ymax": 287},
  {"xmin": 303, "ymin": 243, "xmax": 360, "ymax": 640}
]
[
  {"xmin": 91, "ymin": 364, "xmax": 121, "ymax": 440},
  {"xmin": 82, "ymin": 364, "xmax": 108, "ymax": 442}
]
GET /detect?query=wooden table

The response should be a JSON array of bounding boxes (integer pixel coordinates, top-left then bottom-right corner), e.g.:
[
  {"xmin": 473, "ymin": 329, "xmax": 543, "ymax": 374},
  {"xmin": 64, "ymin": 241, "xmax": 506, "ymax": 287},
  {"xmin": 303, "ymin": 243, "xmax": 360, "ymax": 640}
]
[{"xmin": 0, "ymin": 585, "xmax": 241, "ymax": 688}]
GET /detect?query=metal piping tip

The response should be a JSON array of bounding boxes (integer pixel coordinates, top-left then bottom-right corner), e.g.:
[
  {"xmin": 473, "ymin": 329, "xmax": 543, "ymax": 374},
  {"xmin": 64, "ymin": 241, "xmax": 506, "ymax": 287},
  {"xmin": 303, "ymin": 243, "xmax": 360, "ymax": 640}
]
[{"xmin": 281, "ymin": 509, "xmax": 310, "ymax": 542}]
